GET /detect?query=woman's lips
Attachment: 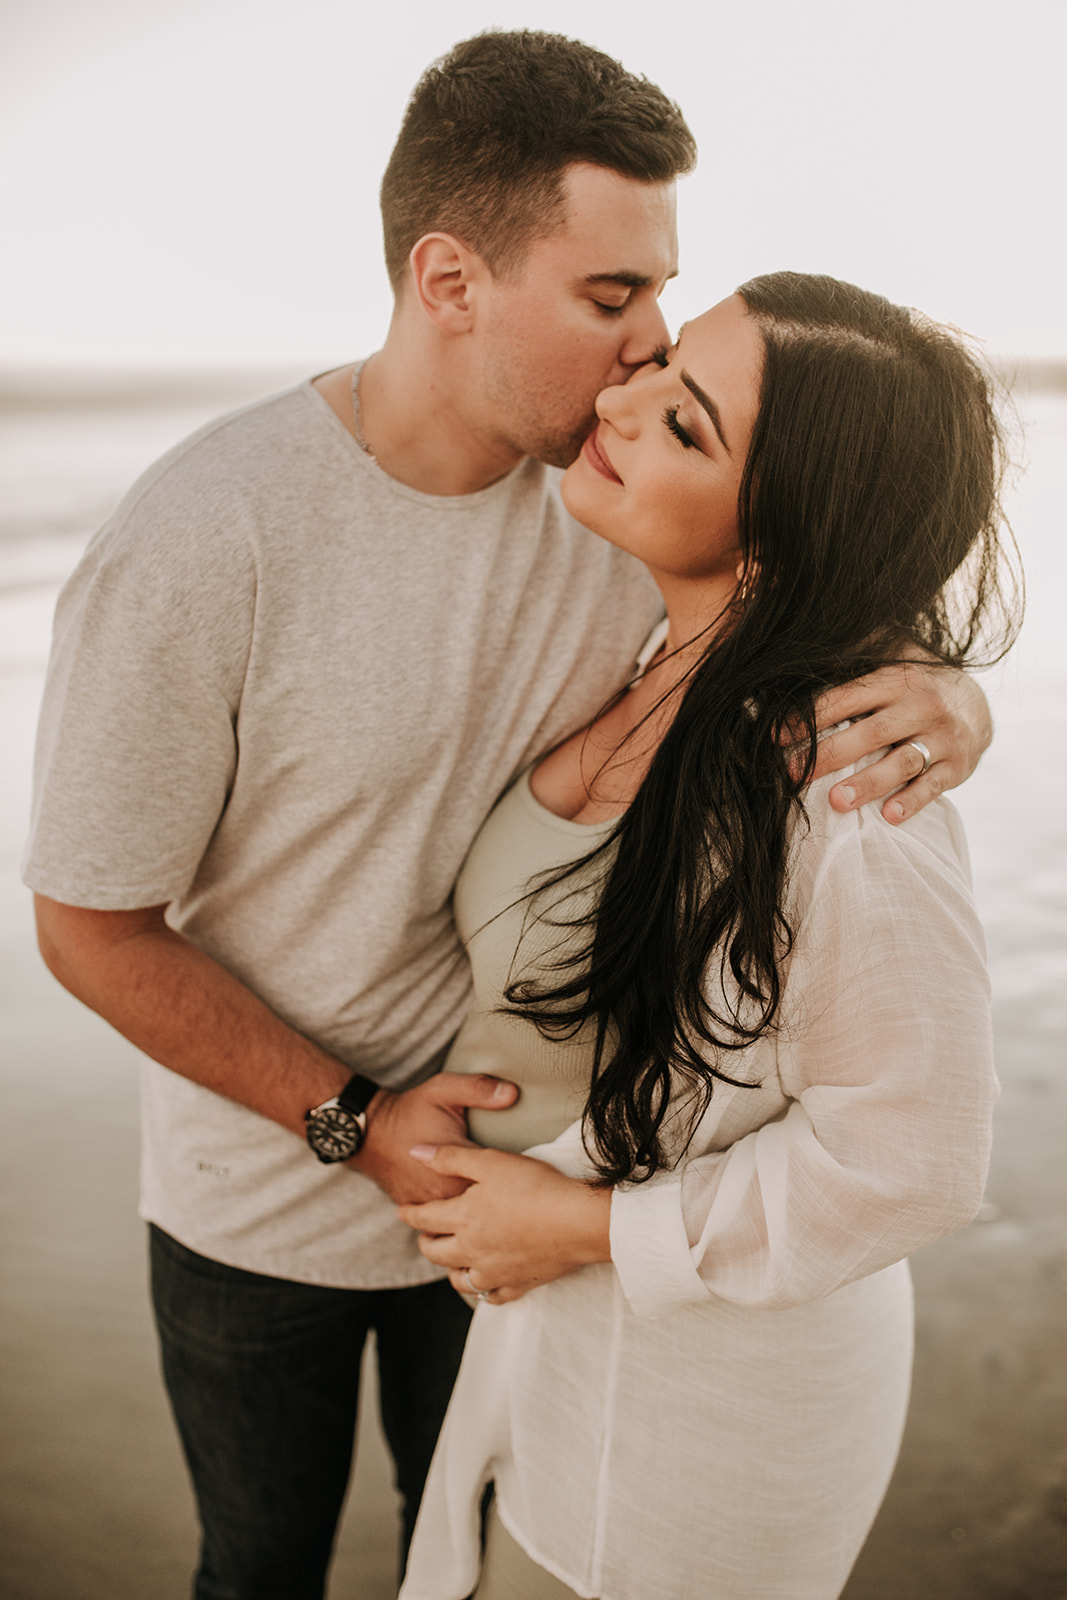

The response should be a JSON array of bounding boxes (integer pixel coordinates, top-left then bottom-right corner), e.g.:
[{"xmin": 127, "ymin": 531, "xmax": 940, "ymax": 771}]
[{"xmin": 582, "ymin": 426, "xmax": 622, "ymax": 484}]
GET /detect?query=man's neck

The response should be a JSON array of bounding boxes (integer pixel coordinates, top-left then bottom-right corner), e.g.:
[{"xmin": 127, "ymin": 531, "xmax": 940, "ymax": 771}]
[{"xmin": 314, "ymin": 339, "xmax": 525, "ymax": 497}]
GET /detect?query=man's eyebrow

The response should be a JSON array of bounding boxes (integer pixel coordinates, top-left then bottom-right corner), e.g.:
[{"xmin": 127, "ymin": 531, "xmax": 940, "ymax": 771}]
[
  {"xmin": 583, "ymin": 268, "xmax": 680, "ymax": 289},
  {"xmin": 680, "ymin": 370, "xmax": 731, "ymax": 454}
]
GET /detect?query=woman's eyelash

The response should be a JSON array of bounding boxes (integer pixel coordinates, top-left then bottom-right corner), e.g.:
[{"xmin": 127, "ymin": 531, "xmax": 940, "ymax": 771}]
[
  {"xmin": 652, "ymin": 348, "xmax": 697, "ymax": 449},
  {"xmin": 663, "ymin": 405, "xmax": 697, "ymax": 449}
]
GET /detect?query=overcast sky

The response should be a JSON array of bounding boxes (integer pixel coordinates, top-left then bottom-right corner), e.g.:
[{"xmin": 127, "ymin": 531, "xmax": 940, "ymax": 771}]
[{"xmin": 1, "ymin": 0, "xmax": 1063, "ymax": 370}]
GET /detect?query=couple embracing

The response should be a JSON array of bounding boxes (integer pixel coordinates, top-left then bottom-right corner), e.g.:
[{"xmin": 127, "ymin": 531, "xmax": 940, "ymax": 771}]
[{"xmin": 26, "ymin": 29, "xmax": 1014, "ymax": 1600}]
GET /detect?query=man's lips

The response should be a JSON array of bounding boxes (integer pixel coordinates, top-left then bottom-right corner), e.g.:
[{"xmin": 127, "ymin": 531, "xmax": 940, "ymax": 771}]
[{"xmin": 582, "ymin": 425, "xmax": 622, "ymax": 484}]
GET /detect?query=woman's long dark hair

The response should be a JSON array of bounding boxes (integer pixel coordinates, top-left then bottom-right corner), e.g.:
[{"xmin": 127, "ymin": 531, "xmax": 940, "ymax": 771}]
[{"xmin": 504, "ymin": 271, "xmax": 1021, "ymax": 1185}]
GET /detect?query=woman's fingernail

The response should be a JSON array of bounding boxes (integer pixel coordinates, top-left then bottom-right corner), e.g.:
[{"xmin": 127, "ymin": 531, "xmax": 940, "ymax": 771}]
[
  {"xmin": 409, "ymin": 1144, "xmax": 438, "ymax": 1161},
  {"xmin": 491, "ymin": 1081, "xmax": 514, "ymax": 1103},
  {"xmin": 885, "ymin": 800, "xmax": 905, "ymax": 824},
  {"xmin": 838, "ymin": 785, "xmax": 856, "ymax": 807}
]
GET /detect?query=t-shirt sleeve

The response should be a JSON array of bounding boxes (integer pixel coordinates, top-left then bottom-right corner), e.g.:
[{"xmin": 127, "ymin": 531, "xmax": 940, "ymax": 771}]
[
  {"xmin": 609, "ymin": 801, "xmax": 997, "ymax": 1318},
  {"xmin": 22, "ymin": 481, "xmax": 255, "ymax": 910}
]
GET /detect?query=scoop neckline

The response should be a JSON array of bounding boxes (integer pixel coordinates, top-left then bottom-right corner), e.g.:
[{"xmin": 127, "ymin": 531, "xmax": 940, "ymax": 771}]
[
  {"xmin": 517, "ymin": 767, "xmax": 622, "ymax": 835},
  {"xmin": 518, "ymin": 617, "xmax": 668, "ymax": 835}
]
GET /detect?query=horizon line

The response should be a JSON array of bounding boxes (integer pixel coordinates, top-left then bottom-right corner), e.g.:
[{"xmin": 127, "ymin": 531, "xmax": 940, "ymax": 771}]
[{"xmin": 1, "ymin": 355, "xmax": 1066, "ymax": 409}]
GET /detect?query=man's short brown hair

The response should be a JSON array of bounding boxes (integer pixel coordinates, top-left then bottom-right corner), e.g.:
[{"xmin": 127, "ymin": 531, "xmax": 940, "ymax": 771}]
[{"xmin": 380, "ymin": 30, "xmax": 696, "ymax": 292}]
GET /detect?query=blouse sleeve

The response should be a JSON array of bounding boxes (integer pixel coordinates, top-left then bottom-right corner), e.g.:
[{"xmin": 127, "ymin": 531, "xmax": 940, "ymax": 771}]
[{"xmin": 609, "ymin": 796, "xmax": 997, "ymax": 1318}]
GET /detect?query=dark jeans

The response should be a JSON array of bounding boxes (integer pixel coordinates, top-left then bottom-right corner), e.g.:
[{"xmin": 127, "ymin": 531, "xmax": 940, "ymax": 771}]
[{"xmin": 149, "ymin": 1224, "xmax": 472, "ymax": 1600}]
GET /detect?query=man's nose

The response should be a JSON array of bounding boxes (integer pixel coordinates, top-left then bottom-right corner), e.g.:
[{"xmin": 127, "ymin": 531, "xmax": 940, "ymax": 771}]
[{"xmin": 618, "ymin": 296, "xmax": 671, "ymax": 371}]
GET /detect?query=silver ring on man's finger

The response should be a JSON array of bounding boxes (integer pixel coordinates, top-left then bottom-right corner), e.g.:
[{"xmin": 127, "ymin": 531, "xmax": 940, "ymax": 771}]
[
  {"xmin": 462, "ymin": 1269, "xmax": 492, "ymax": 1302},
  {"xmin": 903, "ymin": 739, "xmax": 933, "ymax": 775}
]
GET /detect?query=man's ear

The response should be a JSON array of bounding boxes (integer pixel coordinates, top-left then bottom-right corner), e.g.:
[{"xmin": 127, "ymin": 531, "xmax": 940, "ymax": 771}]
[{"xmin": 408, "ymin": 233, "xmax": 488, "ymax": 334}]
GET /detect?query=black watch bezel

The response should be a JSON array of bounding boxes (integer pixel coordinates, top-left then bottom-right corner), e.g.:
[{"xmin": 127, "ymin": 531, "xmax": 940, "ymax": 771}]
[{"xmin": 304, "ymin": 1074, "xmax": 378, "ymax": 1164}]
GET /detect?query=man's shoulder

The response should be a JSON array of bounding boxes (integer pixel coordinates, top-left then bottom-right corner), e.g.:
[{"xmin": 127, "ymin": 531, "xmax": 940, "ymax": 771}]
[
  {"xmin": 121, "ymin": 381, "xmax": 340, "ymax": 510},
  {"xmin": 76, "ymin": 379, "xmax": 366, "ymax": 584}
]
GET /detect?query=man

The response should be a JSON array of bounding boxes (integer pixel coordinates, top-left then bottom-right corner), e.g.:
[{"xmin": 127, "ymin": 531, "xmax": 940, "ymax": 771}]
[{"xmin": 23, "ymin": 30, "xmax": 990, "ymax": 1600}]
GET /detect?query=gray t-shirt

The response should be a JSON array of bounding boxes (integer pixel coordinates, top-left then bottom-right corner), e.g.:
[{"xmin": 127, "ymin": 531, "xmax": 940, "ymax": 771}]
[{"xmin": 23, "ymin": 378, "xmax": 662, "ymax": 1287}]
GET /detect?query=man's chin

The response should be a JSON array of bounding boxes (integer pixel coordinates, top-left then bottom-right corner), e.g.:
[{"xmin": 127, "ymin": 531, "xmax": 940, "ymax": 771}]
[{"xmin": 531, "ymin": 423, "xmax": 596, "ymax": 471}]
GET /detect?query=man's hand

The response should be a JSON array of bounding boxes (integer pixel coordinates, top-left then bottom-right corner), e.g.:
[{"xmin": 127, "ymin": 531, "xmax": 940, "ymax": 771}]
[
  {"xmin": 396, "ymin": 1143, "xmax": 612, "ymax": 1303},
  {"xmin": 351, "ymin": 1077, "xmax": 519, "ymax": 1205},
  {"xmin": 799, "ymin": 662, "xmax": 993, "ymax": 824}
]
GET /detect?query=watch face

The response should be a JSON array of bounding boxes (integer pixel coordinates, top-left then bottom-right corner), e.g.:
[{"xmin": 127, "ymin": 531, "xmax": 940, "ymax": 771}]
[{"xmin": 308, "ymin": 1105, "xmax": 363, "ymax": 1161}]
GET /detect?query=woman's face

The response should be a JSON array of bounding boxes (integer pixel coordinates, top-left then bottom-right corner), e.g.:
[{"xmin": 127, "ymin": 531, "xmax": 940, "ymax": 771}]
[{"xmin": 561, "ymin": 294, "xmax": 763, "ymax": 597}]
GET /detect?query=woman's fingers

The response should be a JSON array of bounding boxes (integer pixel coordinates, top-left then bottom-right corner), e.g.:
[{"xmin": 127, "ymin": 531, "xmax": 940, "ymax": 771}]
[
  {"xmin": 408, "ymin": 1141, "xmax": 493, "ymax": 1177},
  {"xmin": 415, "ymin": 1228, "xmax": 469, "ymax": 1268},
  {"xmin": 446, "ymin": 1268, "xmax": 529, "ymax": 1305},
  {"xmin": 400, "ymin": 1152, "xmax": 611, "ymax": 1301},
  {"xmin": 397, "ymin": 1144, "xmax": 527, "ymax": 1235}
]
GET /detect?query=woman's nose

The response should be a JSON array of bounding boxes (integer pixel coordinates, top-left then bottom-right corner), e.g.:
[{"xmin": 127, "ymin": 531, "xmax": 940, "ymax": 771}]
[{"xmin": 595, "ymin": 377, "xmax": 641, "ymax": 438}]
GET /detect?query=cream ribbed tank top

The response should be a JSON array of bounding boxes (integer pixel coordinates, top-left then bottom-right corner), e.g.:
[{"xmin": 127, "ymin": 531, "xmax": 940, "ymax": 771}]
[{"xmin": 443, "ymin": 768, "xmax": 615, "ymax": 1152}]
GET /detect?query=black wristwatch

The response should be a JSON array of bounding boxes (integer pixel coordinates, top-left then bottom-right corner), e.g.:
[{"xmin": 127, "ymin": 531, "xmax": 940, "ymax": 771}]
[{"xmin": 304, "ymin": 1073, "xmax": 379, "ymax": 1163}]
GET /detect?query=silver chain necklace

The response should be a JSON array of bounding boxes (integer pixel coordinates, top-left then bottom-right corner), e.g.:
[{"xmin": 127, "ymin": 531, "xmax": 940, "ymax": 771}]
[{"xmin": 351, "ymin": 360, "xmax": 378, "ymax": 463}]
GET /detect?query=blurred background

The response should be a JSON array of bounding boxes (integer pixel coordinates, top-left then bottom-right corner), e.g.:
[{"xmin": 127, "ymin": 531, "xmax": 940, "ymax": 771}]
[{"xmin": 2, "ymin": 0, "xmax": 1065, "ymax": 1596}]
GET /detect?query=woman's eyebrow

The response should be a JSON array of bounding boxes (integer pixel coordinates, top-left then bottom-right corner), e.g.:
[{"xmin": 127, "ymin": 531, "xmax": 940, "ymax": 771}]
[{"xmin": 680, "ymin": 371, "xmax": 730, "ymax": 454}]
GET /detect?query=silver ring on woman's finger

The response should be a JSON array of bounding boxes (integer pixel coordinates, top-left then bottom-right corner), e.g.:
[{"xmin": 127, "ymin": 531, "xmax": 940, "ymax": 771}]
[
  {"xmin": 462, "ymin": 1269, "xmax": 493, "ymax": 1302},
  {"xmin": 904, "ymin": 739, "xmax": 933, "ymax": 774}
]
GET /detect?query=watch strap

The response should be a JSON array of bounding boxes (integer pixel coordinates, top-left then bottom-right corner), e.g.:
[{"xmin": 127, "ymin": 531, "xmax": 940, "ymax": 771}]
[{"xmin": 334, "ymin": 1073, "xmax": 379, "ymax": 1117}]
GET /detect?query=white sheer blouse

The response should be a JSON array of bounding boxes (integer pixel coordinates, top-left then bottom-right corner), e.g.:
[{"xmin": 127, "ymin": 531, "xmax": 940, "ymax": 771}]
[{"xmin": 401, "ymin": 763, "xmax": 997, "ymax": 1600}]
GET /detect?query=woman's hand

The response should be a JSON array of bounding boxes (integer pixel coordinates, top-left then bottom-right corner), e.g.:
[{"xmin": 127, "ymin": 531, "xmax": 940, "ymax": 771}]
[
  {"xmin": 396, "ymin": 1144, "xmax": 612, "ymax": 1304},
  {"xmin": 351, "ymin": 1074, "xmax": 518, "ymax": 1204},
  {"xmin": 798, "ymin": 661, "xmax": 992, "ymax": 824}
]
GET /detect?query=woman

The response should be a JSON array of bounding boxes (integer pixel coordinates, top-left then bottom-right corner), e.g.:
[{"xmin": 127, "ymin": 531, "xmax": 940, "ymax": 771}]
[{"xmin": 396, "ymin": 273, "xmax": 1018, "ymax": 1600}]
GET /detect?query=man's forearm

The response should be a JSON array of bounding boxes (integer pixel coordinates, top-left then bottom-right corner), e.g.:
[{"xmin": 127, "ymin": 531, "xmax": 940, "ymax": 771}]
[
  {"xmin": 34, "ymin": 896, "xmax": 349, "ymax": 1137},
  {"xmin": 33, "ymin": 895, "xmax": 519, "ymax": 1204}
]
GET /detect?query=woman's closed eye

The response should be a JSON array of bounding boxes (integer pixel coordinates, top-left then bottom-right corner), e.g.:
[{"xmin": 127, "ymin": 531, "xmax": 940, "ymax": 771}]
[
  {"xmin": 648, "ymin": 345, "xmax": 700, "ymax": 449},
  {"xmin": 663, "ymin": 404, "xmax": 698, "ymax": 449}
]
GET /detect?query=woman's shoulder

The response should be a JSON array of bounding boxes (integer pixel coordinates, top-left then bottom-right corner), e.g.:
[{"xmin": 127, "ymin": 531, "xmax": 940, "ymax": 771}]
[{"xmin": 796, "ymin": 757, "xmax": 973, "ymax": 907}]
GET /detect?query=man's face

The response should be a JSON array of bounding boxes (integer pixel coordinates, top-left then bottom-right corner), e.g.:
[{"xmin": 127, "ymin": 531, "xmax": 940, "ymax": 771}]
[{"xmin": 470, "ymin": 164, "xmax": 680, "ymax": 468}]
